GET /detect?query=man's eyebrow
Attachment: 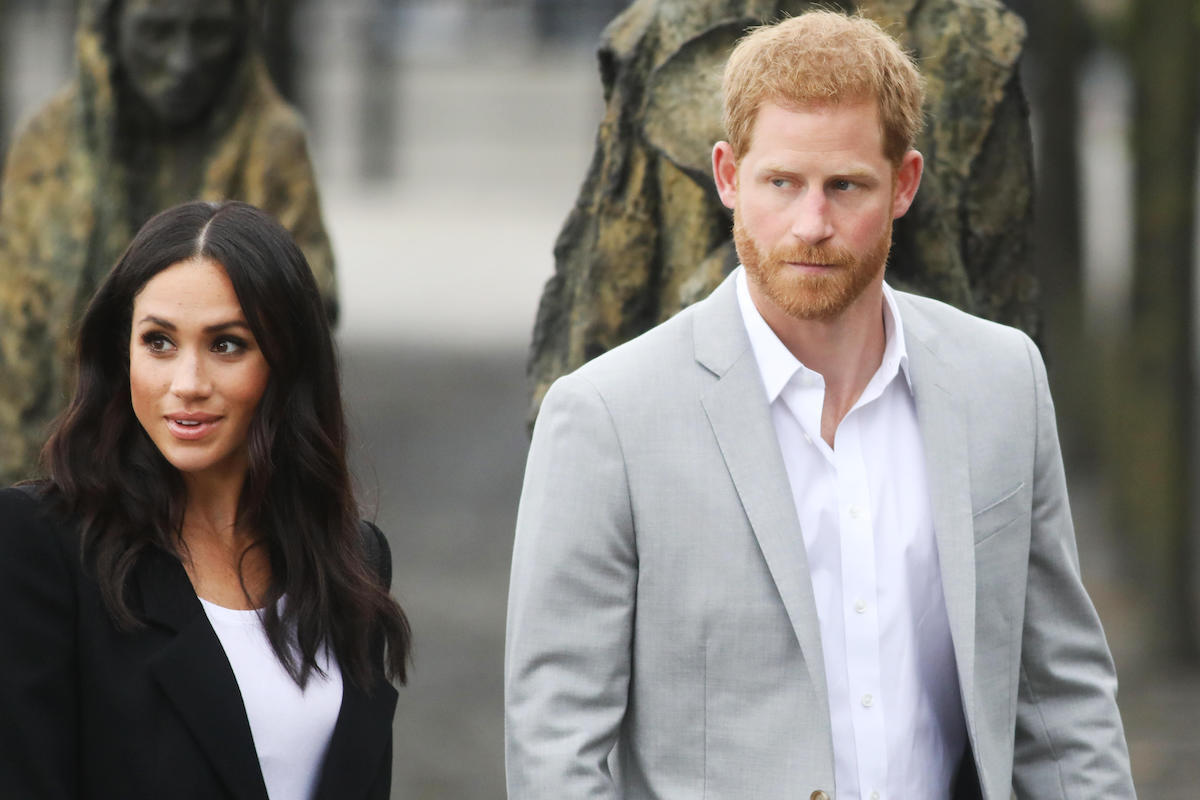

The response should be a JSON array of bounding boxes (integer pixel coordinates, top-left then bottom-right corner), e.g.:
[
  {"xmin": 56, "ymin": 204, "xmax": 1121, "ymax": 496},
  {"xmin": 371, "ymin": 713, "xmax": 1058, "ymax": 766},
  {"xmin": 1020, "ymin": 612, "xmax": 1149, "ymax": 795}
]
[
  {"xmin": 758, "ymin": 163, "xmax": 801, "ymax": 175},
  {"xmin": 756, "ymin": 164, "xmax": 878, "ymax": 179}
]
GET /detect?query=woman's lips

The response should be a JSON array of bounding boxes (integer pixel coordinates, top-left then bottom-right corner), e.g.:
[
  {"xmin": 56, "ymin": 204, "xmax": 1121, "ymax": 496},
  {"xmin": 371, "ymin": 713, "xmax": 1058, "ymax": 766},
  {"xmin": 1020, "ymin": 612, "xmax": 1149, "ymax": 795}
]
[{"xmin": 165, "ymin": 414, "xmax": 222, "ymax": 441}]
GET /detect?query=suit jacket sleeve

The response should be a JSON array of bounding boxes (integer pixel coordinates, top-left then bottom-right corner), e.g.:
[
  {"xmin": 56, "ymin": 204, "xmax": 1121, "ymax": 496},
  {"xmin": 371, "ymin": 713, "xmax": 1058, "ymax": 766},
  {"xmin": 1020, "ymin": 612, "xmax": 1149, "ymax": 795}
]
[
  {"xmin": 1010, "ymin": 338, "xmax": 1135, "ymax": 798},
  {"xmin": 0, "ymin": 487, "xmax": 79, "ymax": 798},
  {"xmin": 505, "ymin": 374, "xmax": 636, "ymax": 798}
]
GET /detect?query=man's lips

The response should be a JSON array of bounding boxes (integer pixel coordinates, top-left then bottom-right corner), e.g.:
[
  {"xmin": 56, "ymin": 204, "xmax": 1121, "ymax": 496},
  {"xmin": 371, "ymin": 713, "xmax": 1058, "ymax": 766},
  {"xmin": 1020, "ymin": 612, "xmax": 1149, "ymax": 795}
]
[
  {"xmin": 784, "ymin": 260, "xmax": 840, "ymax": 270},
  {"xmin": 165, "ymin": 413, "xmax": 222, "ymax": 441}
]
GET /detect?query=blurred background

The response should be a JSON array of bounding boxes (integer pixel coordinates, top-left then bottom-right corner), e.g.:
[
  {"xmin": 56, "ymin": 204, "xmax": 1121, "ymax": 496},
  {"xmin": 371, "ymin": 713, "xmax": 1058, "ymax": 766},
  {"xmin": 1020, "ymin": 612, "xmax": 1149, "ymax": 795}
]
[{"xmin": 1, "ymin": 0, "xmax": 1197, "ymax": 796}]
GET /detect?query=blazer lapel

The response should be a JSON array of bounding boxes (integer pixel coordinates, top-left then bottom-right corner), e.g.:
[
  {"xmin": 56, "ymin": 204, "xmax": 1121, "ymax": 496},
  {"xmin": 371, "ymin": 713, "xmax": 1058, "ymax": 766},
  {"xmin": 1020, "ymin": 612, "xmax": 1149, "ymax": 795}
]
[
  {"xmin": 135, "ymin": 550, "xmax": 270, "ymax": 800},
  {"xmin": 314, "ymin": 672, "xmax": 398, "ymax": 800},
  {"xmin": 694, "ymin": 276, "xmax": 830, "ymax": 703},
  {"xmin": 899, "ymin": 295, "xmax": 978, "ymax": 738}
]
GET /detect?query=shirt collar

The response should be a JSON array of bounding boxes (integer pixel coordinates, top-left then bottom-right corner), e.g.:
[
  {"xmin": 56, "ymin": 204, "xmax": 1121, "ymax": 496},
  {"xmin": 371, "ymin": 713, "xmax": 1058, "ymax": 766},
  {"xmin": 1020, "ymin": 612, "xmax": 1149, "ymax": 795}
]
[{"xmin": 734, "ymin": 266, "xmax": 913, "ymax": 402}]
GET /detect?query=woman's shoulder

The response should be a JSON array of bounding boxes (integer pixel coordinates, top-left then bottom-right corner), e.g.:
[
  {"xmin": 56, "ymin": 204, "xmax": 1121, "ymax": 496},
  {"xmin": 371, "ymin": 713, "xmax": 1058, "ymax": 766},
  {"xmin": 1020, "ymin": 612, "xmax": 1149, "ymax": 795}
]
[
  {"xmin": 0, "ymin": 484, "xmax": 77, "ymax": 549},
  {"xmin": 0, "ymin": 484, "xmax": 81, "ymax": 600},
  {"xmin": 1, "ymin": 483, "xmax": 51, "ymax": 518}
]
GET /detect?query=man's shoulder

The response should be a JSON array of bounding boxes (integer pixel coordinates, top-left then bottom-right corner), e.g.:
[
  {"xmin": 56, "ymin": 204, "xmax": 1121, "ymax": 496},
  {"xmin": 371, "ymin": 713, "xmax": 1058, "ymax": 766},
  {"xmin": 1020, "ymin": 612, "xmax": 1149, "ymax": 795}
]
[
  {"xmin": 571, "ymin": 296, "xmax": 708, "ymax": 389},
  {"xmin": 895, "ymin": 289, "xmax": 1034, "ymax": 352},
  {"xmin": 894, "ymin": 289, "xmax": 1044, "ymax": 395}
]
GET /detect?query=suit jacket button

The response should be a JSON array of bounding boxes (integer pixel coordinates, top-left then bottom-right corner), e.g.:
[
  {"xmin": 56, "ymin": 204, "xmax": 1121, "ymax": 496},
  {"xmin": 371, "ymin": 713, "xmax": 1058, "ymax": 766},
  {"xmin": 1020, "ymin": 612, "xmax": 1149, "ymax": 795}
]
[{"xmin": 810, "ymin": 792, "xmax": 830, "ymax": 800}]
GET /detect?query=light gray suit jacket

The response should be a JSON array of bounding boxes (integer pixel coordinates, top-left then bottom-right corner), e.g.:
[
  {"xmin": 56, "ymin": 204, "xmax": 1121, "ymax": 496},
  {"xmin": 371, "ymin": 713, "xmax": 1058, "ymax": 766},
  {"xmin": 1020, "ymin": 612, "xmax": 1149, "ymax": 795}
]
[{"xmin": 505, "ymin": 274, "xmax": 1134, "ymax": 799}]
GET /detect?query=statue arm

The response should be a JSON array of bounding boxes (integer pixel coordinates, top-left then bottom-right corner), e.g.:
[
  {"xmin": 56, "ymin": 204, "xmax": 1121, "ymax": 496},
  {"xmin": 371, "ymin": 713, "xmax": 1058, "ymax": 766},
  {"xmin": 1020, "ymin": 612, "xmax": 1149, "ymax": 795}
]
[
  {"xmin": 0, "ymin": 95, "xmax": 74, "ymax": 484},
  {"xmin": 242, "ymin": 112, "xmax": 339, "ymax": 324},
  {"xmin": 962, "ymin": 73, "xmax": 1037, "ymax": 336},
  {"xmin": 527, "ymin": 100, "xmax": 663, "ymax": 422}
]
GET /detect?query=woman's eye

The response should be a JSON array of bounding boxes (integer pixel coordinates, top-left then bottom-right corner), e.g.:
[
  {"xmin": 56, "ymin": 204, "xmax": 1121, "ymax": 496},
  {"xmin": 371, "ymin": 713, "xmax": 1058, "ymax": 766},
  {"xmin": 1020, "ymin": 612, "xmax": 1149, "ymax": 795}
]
[
  {"xmin": 141, "ymin": 332, "xmax": 175, "ymax": 353},
  {"xmin": 212, "ymin": 337, "xmax": 247, "ymax": 355}
]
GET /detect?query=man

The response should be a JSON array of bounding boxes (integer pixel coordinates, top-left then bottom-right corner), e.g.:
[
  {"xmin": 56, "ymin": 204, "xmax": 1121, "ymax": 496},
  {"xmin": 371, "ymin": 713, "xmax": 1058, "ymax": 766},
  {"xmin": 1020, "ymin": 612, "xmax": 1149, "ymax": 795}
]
[{"xmin": 505, "ymin": 10, "xmax": 1134, "ymax": 800}]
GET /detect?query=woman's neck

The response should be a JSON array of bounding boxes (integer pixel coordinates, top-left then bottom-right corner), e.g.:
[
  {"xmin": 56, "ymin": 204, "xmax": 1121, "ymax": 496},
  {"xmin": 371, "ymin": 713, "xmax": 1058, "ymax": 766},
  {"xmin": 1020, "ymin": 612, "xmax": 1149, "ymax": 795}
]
[{"xmin": 179, "ymin": 472, "xmax": 271, "ymax": 609}]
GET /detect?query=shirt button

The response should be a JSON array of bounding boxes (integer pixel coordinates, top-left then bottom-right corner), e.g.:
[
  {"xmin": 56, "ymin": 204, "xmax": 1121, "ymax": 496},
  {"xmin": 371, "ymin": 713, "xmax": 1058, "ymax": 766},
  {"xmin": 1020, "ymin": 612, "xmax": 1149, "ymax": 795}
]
[
  {"xmin": 854, "ymin": 599, "xmax": 867, "ymax": 613},
  {"xmin": 848, "ymin": 505, "xmax": 862, "ymax": 520},
  {"xmin": 861, "ymin": 693, "xmax": 873, "ymax": 708},
  {"xmin": 871, "ymin": 792, "xmax": 881, "ymax": 800}
]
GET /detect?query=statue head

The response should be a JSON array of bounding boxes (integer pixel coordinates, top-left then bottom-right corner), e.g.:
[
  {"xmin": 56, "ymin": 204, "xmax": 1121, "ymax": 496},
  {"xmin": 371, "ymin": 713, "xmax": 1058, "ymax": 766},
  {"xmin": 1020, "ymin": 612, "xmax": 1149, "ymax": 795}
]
[
  {"xmin": 720, "ymin": 10, "xmax": 926, "ymax": 166},
  {"xmin": 115, "ymin": 0, "xmax": 245, "ymax": 128}
]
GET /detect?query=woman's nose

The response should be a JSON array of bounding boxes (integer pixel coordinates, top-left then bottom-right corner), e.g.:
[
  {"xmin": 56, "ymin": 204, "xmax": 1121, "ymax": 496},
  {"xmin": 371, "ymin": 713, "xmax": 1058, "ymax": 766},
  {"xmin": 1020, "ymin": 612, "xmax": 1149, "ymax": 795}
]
[{"xmin": 169, "ymin": 350, "xmax": 213, "ymax": 399}]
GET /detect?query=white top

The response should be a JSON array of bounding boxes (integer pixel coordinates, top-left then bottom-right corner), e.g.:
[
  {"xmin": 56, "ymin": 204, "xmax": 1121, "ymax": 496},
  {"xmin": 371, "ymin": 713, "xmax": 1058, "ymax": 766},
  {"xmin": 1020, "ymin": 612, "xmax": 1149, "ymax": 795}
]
[
  {"xmin": 736, "ymin": 269, "xmax": 966, "ymax": 800},
  {"xmin": 200, "ymin": 598, "xmax": 344, "ymax": 800}
]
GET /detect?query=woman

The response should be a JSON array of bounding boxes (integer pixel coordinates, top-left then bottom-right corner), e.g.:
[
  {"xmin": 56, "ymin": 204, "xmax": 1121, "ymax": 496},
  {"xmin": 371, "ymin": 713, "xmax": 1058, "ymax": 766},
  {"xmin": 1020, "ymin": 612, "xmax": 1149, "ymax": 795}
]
[{"xmin": 0, "ymin": 201, "xmax": 410, "ymax": 800}]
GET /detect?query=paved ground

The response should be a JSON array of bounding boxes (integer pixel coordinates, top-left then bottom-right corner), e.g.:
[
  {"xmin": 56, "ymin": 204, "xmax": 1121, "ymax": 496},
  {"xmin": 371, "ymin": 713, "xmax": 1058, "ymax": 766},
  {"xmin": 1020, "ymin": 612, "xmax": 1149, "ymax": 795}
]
[{"xmin": 341, "ymin": 344, "xmax": 524, "ymax": 798}]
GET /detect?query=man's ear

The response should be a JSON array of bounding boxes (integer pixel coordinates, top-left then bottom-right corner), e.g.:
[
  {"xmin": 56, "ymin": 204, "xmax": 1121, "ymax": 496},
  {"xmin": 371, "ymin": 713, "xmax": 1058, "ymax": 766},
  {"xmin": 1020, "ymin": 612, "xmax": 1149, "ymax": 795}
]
[
  {"xmin": 712, "ymin": 141, "xmax": 739, "ymax": 210},
  {"xmin": 891, "ymin": 149, "xmax": 923, "ymax": 219}
]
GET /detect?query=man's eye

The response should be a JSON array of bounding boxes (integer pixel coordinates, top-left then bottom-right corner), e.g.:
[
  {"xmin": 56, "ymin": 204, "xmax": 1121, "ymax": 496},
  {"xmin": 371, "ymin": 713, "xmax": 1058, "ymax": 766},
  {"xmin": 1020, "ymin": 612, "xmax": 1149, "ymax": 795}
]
[
  {"xmin": 771, "ymin": 178, "xmax": 791, "ymax": 188},
  {"xmin": 831, "ymin": 179, "xmax": 854, "ymax": 191}
]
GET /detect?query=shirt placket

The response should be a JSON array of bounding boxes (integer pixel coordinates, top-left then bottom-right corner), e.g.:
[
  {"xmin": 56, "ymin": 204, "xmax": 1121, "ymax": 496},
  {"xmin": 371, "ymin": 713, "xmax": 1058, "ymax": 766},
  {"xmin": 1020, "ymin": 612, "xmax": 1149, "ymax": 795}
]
[{"xmin": 834, "ymin": 415, "xmax": 888, "ymax": 798}]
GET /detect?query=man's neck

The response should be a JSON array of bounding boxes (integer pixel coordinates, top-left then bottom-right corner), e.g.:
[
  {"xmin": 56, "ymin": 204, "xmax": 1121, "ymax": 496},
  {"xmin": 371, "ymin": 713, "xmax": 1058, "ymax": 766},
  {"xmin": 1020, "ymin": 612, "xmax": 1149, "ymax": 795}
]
[{"xmin": 749, "ymin": 279, "xmax": 888, "ymax": 446}]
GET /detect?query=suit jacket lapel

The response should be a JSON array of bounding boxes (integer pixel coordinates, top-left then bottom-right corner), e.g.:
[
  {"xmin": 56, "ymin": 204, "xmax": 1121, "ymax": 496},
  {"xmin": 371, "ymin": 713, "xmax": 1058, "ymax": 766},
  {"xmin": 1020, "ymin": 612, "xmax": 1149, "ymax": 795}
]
[
  {"xmin": 135, "ymin": 550, "xmax": 270, "ymax": 800},
  {"xmin": 898, "ymin": 295, "xmax": 978, "ymax": 737},
  {"xmin": 694, "ymin": 276, "xmax": 830, "ymax": 705},
  {"xmin": 315, "ymin": 672, "xmax": 398, "ymax": 800}
]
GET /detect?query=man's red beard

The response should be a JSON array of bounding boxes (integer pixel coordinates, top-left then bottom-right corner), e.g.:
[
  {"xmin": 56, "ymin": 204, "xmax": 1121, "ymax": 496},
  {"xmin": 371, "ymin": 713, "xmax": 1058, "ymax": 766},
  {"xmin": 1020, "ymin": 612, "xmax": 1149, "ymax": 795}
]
[{"xmin": 733, "ymin": 208, "xmax": 893, "ymax": 322}]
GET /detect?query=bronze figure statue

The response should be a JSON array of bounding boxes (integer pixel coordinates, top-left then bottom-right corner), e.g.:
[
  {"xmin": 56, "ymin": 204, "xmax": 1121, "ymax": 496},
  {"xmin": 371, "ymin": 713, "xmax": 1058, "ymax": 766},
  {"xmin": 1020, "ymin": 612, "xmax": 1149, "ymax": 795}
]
[{"xmin": 0, "ymin": 0, "xmax": 336, "ymax": 483}]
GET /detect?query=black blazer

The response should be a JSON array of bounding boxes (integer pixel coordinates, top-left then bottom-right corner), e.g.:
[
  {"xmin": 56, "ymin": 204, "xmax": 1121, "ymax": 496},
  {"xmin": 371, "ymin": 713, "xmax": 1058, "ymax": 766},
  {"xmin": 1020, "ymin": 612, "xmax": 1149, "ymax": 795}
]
[{"xmin": 0, "ymin": 487, "xmax": 398, "ymax": 800}]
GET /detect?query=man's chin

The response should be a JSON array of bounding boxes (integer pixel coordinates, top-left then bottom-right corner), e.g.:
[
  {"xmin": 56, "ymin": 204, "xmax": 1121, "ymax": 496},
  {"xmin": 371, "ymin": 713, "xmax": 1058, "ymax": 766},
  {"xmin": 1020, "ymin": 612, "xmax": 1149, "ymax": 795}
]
[{"xmin": 762, "ymin": 271, "xmax": 855, "ymax": 321}]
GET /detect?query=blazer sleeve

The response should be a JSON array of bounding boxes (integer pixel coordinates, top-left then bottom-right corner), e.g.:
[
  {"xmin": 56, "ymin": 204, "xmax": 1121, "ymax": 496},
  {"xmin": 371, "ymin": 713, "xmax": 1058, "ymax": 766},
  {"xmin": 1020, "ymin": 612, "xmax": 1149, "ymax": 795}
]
[
  {"xmin": 505, "ymin": 374, "xmax": 636, "ymax": 799},
  {"xmin": 1010, "ymin": 338, "xmax": 1136, "ymax": 798},
  {"xmin": 0, "ymin": 487, "xmax": 79, "ymax": 798}
]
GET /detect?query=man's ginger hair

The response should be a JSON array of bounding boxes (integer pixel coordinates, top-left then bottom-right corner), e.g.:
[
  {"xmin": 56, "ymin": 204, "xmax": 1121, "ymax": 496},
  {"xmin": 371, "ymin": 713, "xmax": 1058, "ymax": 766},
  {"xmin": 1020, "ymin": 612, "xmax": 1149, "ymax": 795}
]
[{"xmin": 722, "ymin": 10, "xmax": 926, "ymax": 165}]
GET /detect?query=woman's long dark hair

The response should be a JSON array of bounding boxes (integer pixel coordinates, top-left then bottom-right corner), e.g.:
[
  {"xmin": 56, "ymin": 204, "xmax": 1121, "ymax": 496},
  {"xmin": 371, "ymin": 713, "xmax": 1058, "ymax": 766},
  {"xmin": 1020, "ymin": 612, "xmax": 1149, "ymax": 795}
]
[{"xmin": 43, "ymin": 200, "xmax": 410, "ymax": 689}]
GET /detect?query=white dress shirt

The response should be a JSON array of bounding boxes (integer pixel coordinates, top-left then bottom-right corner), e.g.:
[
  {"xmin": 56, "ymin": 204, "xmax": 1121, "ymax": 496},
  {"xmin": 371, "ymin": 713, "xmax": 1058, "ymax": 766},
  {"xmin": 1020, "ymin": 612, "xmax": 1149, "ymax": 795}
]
[{"xmin": 736, "ymin": 269, "xmax": 967, "ymax": 800}]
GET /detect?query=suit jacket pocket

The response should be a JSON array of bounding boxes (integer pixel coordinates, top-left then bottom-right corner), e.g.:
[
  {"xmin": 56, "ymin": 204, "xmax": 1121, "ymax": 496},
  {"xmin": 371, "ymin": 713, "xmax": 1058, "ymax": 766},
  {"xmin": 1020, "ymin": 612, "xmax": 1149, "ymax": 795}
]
[{"xmin": 972, "ymin": 482, "xmax": 1025, "ymax": 546}]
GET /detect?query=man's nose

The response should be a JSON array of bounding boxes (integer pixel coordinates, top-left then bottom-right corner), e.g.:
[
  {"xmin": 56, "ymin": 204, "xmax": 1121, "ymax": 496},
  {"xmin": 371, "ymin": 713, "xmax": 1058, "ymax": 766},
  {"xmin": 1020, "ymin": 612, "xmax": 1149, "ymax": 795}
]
[
  {"xmin": 170, "ymin": 351, "xmax": 212, "ymax": 399},
  {"xmin": 789, "ymin": 191, "xmax": 834, "ymax": 245}
]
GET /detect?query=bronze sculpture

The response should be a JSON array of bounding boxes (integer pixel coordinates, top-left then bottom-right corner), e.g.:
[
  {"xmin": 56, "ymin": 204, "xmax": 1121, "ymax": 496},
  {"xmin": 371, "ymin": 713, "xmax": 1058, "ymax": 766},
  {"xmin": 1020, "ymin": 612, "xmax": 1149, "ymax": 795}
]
[{"xmin": 0, "ymin": 0, "xmax": 336, "ymax": 483}]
